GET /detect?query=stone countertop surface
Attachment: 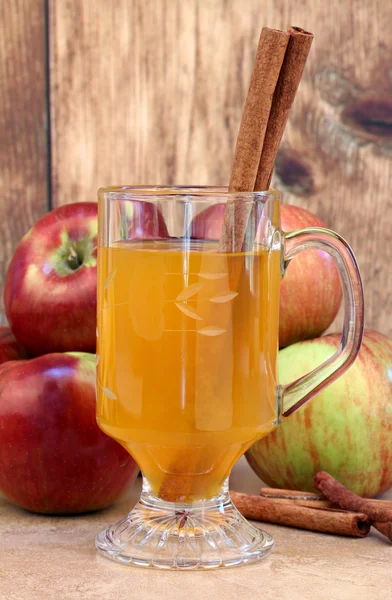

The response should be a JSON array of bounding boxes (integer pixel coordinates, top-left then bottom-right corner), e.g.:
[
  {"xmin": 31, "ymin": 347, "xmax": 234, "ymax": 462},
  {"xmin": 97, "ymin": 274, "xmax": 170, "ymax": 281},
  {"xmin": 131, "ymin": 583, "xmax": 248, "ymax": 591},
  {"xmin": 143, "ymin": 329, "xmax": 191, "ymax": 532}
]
[{"xmin": 1, "ymin": 458, "xmax": 391, "ymax": 600}]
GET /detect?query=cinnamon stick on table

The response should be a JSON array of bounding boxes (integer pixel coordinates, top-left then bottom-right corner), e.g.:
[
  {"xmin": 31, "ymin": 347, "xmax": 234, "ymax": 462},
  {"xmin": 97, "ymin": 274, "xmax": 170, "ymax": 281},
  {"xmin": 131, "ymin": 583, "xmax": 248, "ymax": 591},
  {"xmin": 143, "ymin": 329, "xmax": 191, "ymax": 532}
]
[
  {"xmin": 259, "ymin": 487, "xmax": 333, "ymax": 508},
  {"xmin": 230, "ymin": 491, "xmax": 370, "ymax": 537},
  {"xmin": 314, "ymin": 472, "xmax": 392, "ymax": 523},
  {"xmin": 260, "ymin": 486, "xmax": 392, "ymax": 510},
  {"xmin": 373, "ymin": 521, "xmax": 392, "ymax": 542},
  {"xmin": 314, "ymin": 472, "xmax": 392, "ymax": 543},
  {"xmin": 260, "ymin": 487, "xmax": 325, "ymax": 500},
  {"xmin": 260, "ymin": 484, "xmax": 392, "ymax": 543},
  {"xmin": 262, "ymin": 497, "xmax": 333, "ymax": 510}
]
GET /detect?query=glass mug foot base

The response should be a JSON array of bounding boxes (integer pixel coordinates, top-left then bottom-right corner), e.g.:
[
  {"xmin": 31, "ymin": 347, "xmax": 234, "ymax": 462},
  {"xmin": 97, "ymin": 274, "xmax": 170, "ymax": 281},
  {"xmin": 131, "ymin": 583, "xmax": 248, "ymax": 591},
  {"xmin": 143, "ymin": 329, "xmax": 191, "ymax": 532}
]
[{"xmin": 96, "ymin": 487, "xmax": 274, "ymax": 570}]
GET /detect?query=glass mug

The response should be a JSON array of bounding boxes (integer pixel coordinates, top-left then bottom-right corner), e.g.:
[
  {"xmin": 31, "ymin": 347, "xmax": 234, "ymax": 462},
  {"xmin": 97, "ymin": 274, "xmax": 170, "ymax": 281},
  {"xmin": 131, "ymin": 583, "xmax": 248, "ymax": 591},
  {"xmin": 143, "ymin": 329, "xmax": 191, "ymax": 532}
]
[{"xmin": 96, "ymin": 186, "xmax": 363, "ymax": 569}]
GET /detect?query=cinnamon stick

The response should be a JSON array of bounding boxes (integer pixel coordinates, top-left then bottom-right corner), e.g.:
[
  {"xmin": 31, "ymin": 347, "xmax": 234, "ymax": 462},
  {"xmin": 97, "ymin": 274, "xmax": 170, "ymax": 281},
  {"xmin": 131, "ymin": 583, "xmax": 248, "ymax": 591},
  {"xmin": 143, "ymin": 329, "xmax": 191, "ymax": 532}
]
[
  {"xmin": 259, "ymin": 488, "xmax": 333, "ymax": 509},
  {"xmin": 260, "ymin": 487, "xmax": 324, "ymax": 500},
  {"xmin": 230, "ymin": 491, "xmax": 371, "ymax": 537},
  {"xmin": 219, "ymin": 26, "xmax": 313, "ymax": 253},
  {"xmin": 254, "ymin": 27, "xmax": 314, "ymax": 191},
  {"xmin": 260, "ymin": 485, "xmax": 392, "ymax": 543},
  {"xmin": 263, "ymin": 497, "xmax": 333, "ymax": 509},
  {"xmin": 229, "ymin": 28, "xmax": 289, "ymax": 193},
  {"xmin": 158, "ymin": 27, "xmax": 289, "ymax": 502},
  {"xmin": 314, "ymin": 472, "xmax": 392, "ymax": 523},
  {"xmin": 157, "ymin": 452, "xmax": 202, "ymax": 503},
  {"xmin": 257, "ymin": 495, "xmax": 392, "ymax": 536},
  {"xmin": 218, "ymin": 27, "xmax": 289, "ymax": 253},
  {"xmin": 260, "ymin": 486, "xmax": 392, "ymax": 510},
  {"xmin": 373, "ymin": 521, "xmax": 392, "ymax": 542},
  {"xmin": 158, "ymin": 25, "xmax": 313, "ymax": 503}
]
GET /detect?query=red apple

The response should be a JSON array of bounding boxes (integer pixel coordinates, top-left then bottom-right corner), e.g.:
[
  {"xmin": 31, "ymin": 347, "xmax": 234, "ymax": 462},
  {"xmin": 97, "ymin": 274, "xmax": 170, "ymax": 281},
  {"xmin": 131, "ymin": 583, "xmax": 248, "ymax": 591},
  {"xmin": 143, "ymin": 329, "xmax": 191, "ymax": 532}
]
[
  {"xmin": 4, "ymin": 203, "xmax": 98, "ymax": 356},
  {"xmin": 190, "ymin": 203, "xmax": 342, "ymax": 347},
  {"xmin": 124, "ymin": 199, "xmax": 169, "ymax": 240},
  {"xmin": 4, "ymin": 201, "xmax": 169, "ymax": 356},
  {"xmin": 190, "ymin": 203, "xmax": 226, "ymax": 240},
  {"xmin": 246, "ymin": 330, "xmax": 392, "ymax": 498},
  {"xmin": 279, "ymin": 205, "xmax": 342, "ymax": 348},
  {"xmin": 0, "ymin": 352, "xmax": 138, "ymax": 514},
  {"xmin": 0, "ymin": 326, "xmax": 28, "ymax": 364}
]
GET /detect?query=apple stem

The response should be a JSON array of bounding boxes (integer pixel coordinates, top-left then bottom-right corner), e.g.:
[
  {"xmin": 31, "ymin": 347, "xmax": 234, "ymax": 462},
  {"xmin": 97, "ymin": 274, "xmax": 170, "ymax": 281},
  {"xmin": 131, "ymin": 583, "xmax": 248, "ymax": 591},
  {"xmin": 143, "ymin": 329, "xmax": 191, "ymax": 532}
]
[{"xmin": 67, "ymin": 246, "xmax": 81, "ymax": 271}]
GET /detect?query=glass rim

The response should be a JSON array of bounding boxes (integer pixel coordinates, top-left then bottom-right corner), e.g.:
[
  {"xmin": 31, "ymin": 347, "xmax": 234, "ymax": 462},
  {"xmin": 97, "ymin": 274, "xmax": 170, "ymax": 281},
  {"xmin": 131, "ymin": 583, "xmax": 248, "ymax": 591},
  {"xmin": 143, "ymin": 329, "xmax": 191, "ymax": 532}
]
[{"xmin": 98, "ymin": 185, "xmax": 281, "ymax": 203}]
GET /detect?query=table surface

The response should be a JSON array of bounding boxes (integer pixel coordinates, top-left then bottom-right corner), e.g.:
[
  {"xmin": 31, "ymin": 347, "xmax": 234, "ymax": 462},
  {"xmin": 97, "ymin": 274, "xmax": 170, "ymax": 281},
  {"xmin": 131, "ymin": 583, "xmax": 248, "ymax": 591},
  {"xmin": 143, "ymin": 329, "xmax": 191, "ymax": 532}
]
[{"xmin": 1, "ymin": 457, "xmax": 391, "ymax": 600}]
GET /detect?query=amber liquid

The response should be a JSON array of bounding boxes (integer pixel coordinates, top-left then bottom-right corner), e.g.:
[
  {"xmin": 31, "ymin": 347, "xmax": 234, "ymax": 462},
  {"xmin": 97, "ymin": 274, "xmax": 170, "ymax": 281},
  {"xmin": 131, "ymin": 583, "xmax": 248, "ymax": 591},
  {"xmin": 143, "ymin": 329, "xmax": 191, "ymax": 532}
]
[{"xmin": 97, "ymin": 240, "xmax": 281, "ymax": 501}]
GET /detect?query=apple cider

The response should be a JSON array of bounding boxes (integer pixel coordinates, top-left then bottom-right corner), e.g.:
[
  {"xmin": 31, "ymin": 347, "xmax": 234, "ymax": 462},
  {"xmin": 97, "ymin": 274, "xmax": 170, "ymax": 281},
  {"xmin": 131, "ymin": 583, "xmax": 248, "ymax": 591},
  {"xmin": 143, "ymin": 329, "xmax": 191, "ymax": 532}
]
[{"xmin": 96, "ymin": 239, "xmax": 281, "ymax": 501}]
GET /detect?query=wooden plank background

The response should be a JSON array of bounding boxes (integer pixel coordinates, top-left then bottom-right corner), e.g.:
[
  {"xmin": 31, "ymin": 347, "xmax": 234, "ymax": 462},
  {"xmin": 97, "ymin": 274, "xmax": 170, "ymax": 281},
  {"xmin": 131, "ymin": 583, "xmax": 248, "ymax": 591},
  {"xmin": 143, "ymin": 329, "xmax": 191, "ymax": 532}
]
[
  {"xmin": 0, "ymin": 0, "xmax": 48, "ymax": 324},
  {"xmin": 2, "ymin": 0, "xmax": 392, "ymax": 335}
]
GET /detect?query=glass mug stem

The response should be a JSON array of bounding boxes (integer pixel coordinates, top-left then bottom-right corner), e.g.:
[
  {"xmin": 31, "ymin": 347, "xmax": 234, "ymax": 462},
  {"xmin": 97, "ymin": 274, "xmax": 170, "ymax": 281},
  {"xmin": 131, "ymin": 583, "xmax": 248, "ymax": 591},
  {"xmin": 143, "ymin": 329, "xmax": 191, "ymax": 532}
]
[
  {"xmin": 97, "ymin": 475, "xmax": 274, "ymax": 569},
  {"xmin": 281, "ymin": 227, "xmax": 364, "ymax": 417}
]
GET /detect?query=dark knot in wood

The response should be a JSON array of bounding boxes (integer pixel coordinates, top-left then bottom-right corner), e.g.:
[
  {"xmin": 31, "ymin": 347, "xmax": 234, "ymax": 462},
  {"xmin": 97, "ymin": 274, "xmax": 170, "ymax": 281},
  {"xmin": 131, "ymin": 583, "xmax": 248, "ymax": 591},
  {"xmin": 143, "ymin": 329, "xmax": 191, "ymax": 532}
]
[
  {"xmin": 342, "ymin": 98, "xmax": 392, "ymax": 140},
  {"xmin": 274, "ymin": 147, "xmax": 315, "ymax": 196}
]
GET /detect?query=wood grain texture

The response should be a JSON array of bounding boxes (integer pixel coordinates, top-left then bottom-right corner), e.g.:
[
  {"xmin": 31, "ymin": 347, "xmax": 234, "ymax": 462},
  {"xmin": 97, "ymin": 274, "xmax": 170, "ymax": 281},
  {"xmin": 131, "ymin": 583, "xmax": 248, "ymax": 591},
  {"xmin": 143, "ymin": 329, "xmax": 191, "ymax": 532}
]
[
  {"xmin": 49, "ymin": 0, "xmax": 254, "ymax": 198},
  {"xmin": 50, "ymin": 0, "xmax": 392, "ymax": 335},
  {"xmin": 0, "ymin": 0, "xmax": 48, "ymax": 324}
]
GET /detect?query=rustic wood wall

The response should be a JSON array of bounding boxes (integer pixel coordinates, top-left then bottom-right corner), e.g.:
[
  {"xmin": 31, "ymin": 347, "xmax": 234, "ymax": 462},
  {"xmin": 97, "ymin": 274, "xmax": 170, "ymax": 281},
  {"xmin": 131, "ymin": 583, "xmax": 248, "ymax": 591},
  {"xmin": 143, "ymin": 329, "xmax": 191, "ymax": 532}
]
[
  {"xmin": 0, "ymin": 0, "xmax": 48, "ymax": 323},
  {"xmin": 1, "ymin": 0, "xmax": 392, "ymax": 334}
]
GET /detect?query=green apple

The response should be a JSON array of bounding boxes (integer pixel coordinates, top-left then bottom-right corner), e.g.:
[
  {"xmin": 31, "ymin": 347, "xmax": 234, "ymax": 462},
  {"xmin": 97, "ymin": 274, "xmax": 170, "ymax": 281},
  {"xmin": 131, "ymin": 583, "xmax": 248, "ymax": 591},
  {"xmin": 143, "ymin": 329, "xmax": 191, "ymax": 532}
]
[{"xmin": 246, "ymin": 330, "xmax": 392, "ymax": 497}]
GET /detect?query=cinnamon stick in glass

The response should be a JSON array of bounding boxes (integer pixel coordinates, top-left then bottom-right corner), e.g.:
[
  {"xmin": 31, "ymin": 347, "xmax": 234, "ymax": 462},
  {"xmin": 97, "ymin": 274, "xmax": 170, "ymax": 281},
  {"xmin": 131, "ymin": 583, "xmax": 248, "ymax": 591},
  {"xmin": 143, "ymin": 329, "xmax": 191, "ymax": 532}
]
[
  {"xmin": 254, "ymin": 27, "xmax": 314, "ymax": 191},
  {"xmin": 229, "ymin": 28, "xmax": 289, "ymax": 193},
  {"xmin": 159, "ymin": 25, "xmax": 313, "ymax": 502},
  {"xmin": 230, "ymin": 491, "xmax": 371, "ymax": 537},
  {"xmin": 158, "ymin": 28, "xmax": 289, "ymax": 503},
  {"xmin": 219, "ymin": 26, "xmax": 313, "ymax": 253},
  {"xmin": 218, "ymin": 28, "xmax": 289, "ymax": 253}
]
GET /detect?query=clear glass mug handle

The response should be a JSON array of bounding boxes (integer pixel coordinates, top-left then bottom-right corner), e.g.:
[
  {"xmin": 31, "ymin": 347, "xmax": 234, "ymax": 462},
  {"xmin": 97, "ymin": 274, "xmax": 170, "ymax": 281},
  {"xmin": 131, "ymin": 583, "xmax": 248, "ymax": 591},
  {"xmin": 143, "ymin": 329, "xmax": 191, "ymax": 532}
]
[{"xmin": 280, "ymin": 227, "xmax": 364, "ymax": 417}]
